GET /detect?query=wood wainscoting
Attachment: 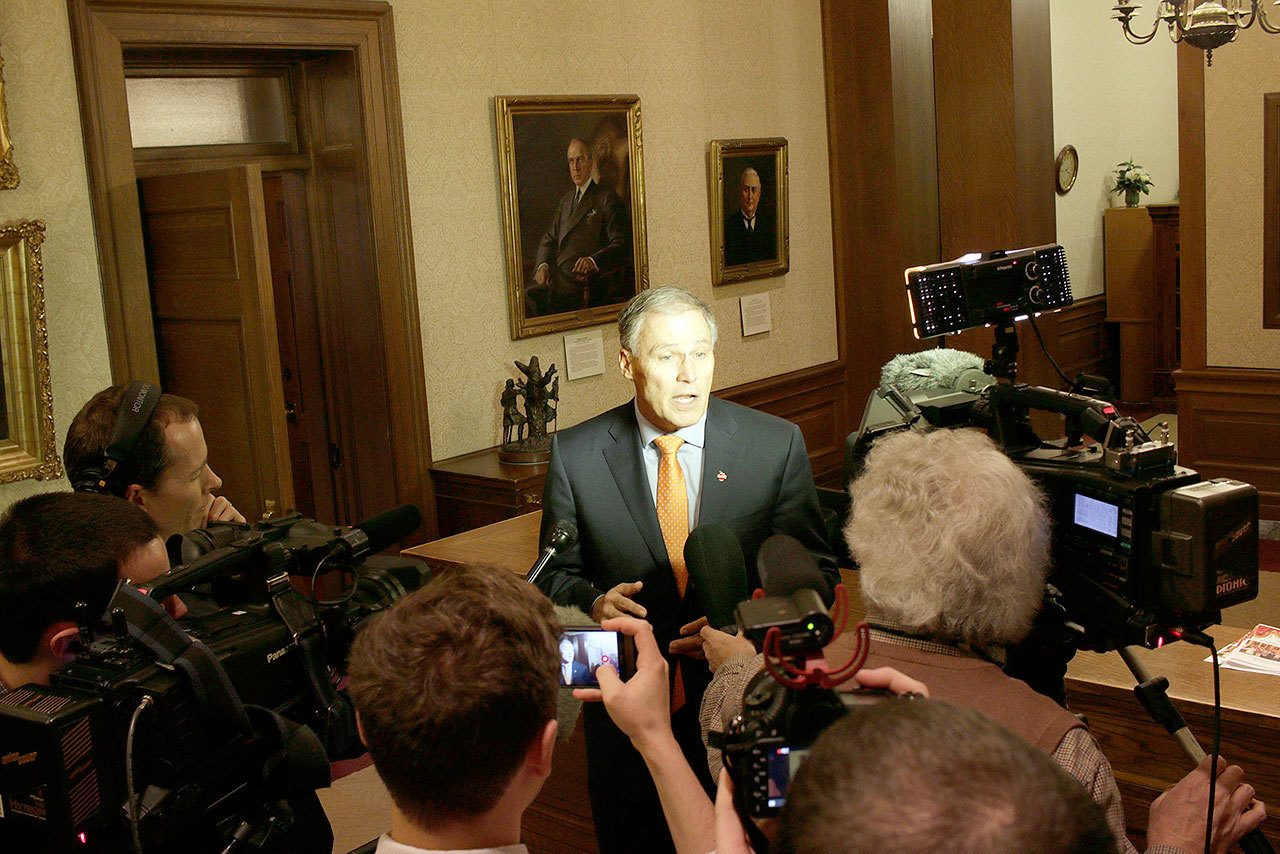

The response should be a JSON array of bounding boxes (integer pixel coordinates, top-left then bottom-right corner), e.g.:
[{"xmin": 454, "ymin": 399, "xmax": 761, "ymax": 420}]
[
  {"xmin": 1055, "ymin": 294, "xmax": 1109, "ymax": 382},
  {"xmin": 719, "ymin": 360, "xmax": 849, "ymax": 488},
  {"xmin": 1176, "ymin": 368, "xmax": 1280, "ymax": 520}
]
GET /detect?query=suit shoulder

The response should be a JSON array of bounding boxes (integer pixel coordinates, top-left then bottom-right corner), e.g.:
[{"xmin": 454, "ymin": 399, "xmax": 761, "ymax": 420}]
[{"xmin": 712, "ymin": 397, "xmax": 800, "ymax": 437}]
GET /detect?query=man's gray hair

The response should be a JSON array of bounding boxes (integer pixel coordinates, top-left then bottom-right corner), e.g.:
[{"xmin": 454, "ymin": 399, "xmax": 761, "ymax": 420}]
[
  {"xmin": 739, "ymin": 166, "xmax": 761, "ymax": 186},
  {"xmin": 845, "ymin": 428, "xmax": 1050, "ymax": 646},
  {"xmin": 775, "ymin": 701, "xmax": 1114, "ymax": 854},
  {"xmin": 618, "ymin": 286, "xmax": 718, "ymax": 353}
]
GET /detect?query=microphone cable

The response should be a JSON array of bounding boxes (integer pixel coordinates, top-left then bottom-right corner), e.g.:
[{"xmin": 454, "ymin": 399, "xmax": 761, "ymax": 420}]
[{"xmin": 126, "ymin": 694, "xmax": 154, "ymax": 854}]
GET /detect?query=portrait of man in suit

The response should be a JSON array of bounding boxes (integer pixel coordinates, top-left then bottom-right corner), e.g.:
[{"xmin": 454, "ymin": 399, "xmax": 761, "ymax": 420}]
[
  {"xmin": 723, "ymin": 165, "xmax": 776, "ymax": 266},
  {"xmin": 531, "ymin": 137, "xmax": 631, "ymax": 315},
  {"xmin": 558, "ymin": 635, "xmax": 593, "ymax": 686},
  {"xmin": 536, "ymin": 286, "xmax": 836, "ymax": 852}
]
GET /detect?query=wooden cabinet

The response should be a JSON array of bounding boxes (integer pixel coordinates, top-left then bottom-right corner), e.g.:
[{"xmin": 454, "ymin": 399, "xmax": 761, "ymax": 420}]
[
  {"xmin": 430, "ymin": 446, "xmax": 547, "ymax": 537},
  {"xmin": 1104, "ymin": 204, "xmax": 1180, "ymax": 406}
]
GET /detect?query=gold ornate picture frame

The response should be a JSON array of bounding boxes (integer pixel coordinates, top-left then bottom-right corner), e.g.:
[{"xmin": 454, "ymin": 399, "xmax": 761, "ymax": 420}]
[
  {"xmin": 495, "ymin": 95, "xmax": 649, "ymax": 340},
  {"xmin": 0, "ymin": 220, "xmax": 63, "ymax": 483},
  {"xmin": 709, "ymin": 138, "xmax": 789, "ymax": 285},
  {"xmin": 0, "ymin": 51, "xmax": 18, "ymax": 190}
]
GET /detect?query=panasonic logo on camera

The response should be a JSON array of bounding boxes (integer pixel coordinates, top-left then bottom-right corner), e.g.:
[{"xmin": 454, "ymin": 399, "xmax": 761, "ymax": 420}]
[{"xmin": 266, "ymin": 646, "xmax": 291, "ymax": 664}]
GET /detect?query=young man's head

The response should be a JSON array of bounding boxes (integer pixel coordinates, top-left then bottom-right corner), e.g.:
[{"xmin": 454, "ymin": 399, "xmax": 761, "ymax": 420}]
[
  {"xmin": 346, "ymin": 567, "xmax": 562, "ymax": 839},
  {"xmin": 0, "ymin": 492, "xmax": 162, "ymax": 690},
  {"xmin": 64, "ymin": 383, "xmax": 225, "ymax": 538},
  {"xmin": 774, "ymin": 700, "xmax": 1114, "ymax": 854}
]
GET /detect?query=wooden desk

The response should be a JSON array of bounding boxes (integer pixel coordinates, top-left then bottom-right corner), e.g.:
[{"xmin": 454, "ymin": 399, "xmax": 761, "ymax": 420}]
[{"xmin": 404, "ymin": 518, "xmax": 1280, "ymax": 850}]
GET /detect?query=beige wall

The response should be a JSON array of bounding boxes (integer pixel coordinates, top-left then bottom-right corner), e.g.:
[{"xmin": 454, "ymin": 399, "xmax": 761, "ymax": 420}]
[
  {"xmin": 1204, "ymin": 26, "xmax": 1280, "ymax": 369},
  {"xmin": 0, "ymin": 1, "xmax": 112, "ymax": 506},
  {"xmin": 392, "ymin": 0, "xmax": 837, "ymax": 460},
  {"xmin": 1050, "ymin": 0, "xmax": 1178, "ymax": 300},
  {"xmin": 0, "ymin": 0, "xmax": 837, "ymax": 510}
]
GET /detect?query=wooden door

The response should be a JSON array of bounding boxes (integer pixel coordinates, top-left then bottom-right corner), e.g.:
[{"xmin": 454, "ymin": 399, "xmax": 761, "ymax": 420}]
[{"xmin": 138, "ymin": 163, "xmax": 294, "ymax": 521}]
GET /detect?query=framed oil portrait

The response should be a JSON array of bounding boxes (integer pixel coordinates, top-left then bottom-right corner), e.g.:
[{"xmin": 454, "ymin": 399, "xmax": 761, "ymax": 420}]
[
  {"xmin": 709, "ymin": 138, "xmax": 789, "ymax": 285},
  {"xmin": 0, "ymin": 51, "xmax": 18, "ymax": 190},
  {"xmin": 0, "ymin": 220, "xmax": 63, "ymax": 483},
  {"xmin": 495, "ymin": 95, "xmax": 649, "ymax": 340}
]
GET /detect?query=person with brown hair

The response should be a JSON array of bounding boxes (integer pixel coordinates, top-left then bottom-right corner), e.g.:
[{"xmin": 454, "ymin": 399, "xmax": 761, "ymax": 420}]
[
  {"xmin": 346, "ymin": 567, "xmax": 563, "ymax": 853},
  {"xmin": 0, "ymin": 491, "xmax": 168, "ymax": 690},
  {"xmin": 64, "ymin": 383, "xmax": 244, "ymax": 539}
]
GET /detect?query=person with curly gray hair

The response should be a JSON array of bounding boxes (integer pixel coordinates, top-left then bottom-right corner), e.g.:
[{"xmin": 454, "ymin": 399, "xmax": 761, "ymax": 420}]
[{"xmin": 700, "ymin": 427, "xmax": 1265, "ymax": 854}]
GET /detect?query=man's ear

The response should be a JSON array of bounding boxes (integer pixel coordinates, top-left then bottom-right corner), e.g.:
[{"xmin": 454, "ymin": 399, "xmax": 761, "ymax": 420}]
[
  {"xmin": 526, "ymin": 718, "xmax": 558, "ymax": 778},
  {"xmin": 355, "ymin": 709, "xmax": 369, "ymax": 749},
  {"xmin": 618, "ymin": 348, "xmax": 634, "ymax": 381},
  {"xmin": 123, "ymin": 483, "xmax": 146, "ymax": 507},
  {"xmin": 45, "ymin": 623, "xmax": 81, "ymax": 663}
]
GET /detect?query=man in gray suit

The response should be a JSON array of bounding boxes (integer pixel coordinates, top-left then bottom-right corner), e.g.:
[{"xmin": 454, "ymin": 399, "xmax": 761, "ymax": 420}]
[
  {"xmin": 536, "ymin": 286, "xmax": 837, "ymax": 853},
  {"xmin": 531, "ymin": 138, "xmax": 630, "ymax": 315}
]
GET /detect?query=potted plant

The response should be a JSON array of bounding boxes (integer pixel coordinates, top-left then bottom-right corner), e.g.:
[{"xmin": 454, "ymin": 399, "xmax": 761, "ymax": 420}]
[{"xmin": 1112, "ymin": 160, "xmax": 1154, "ymax": 207}]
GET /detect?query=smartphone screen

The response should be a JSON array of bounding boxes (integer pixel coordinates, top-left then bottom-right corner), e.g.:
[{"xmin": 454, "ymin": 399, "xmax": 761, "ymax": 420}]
[{"xmin": 558, "ymin": 628, "xmax": 634, "ymax": 687}]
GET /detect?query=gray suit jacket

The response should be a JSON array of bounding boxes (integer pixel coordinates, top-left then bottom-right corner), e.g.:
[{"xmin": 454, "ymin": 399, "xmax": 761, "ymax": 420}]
[
  {"xmin": 536, "ymin": 397, "xmax": 838, "ymax": 655},
  {"xmin": 533, "ymin": 180, "xmax": 629, "ymax": 310}
]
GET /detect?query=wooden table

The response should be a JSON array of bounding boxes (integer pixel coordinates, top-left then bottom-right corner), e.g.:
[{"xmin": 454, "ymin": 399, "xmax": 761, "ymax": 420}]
[{"xmin": 404, "ymin": 515, "xmax": 1280, "ymax": 850}]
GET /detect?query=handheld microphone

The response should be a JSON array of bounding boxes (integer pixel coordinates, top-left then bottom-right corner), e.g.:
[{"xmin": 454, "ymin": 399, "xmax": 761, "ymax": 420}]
[
  {"xmin": 683, "ymin": 524, "xmax": 748, "ymax": 630},
  {"xmin": 526, "ymin": 520, "xmax": 578, "ymax": 585},
  {"xmin": 328, "ymin": 504, "xmax": 423, "ymax": 561},
  {"xmin": 756, "ymin": 534, "xmax": 833, "ymax": 602}
]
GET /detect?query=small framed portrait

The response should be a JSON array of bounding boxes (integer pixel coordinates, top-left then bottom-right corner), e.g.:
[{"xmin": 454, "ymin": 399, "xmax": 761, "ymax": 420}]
[
  {"xmin": 495, "ymin": 95, "xmax": 649, "ymax": 340},
  {"xmin": 709, "ymin": 138, "xmax": 789, "ymax": 285},
  {"xmin": 0, "ymin": 51, "xmax": 19, "ymax": 190}
]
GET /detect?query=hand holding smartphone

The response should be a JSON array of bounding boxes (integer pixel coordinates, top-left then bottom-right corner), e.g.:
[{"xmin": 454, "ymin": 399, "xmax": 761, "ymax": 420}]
[{"xmin": 558, "ymin": 626, "xmax": 637, "ymax": 687}]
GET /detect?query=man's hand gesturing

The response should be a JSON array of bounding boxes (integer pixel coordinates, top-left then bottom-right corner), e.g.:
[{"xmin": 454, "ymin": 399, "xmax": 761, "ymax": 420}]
[{"xmin": 592, "ymin": 581, "xmax": 646, "ymax": 622}]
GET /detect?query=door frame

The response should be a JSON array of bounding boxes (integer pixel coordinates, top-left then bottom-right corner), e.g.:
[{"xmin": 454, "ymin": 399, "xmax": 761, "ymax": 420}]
[{"xmin": 67, "ymin": 0, "xmax": 436, "ymax": 537}]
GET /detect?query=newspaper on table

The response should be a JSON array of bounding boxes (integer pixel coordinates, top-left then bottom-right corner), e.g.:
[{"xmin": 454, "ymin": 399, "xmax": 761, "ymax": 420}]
[{"xmin": 1205, "ymin": 624, "xmax": 1280, "ymax": 675}]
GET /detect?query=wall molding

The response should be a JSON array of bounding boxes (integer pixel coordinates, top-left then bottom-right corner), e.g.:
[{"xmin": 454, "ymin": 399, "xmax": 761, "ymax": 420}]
[
  {"xmin": 1175, "ymin": 367, "xmax": 1280, "ymax": 520},
  {"xmin": 1056, "ymin": 294, "xmax": 1109, "ymax": 380},
  {"xmin": 720, "ymin": 359, "xmax": 849, "ymax": 486}
]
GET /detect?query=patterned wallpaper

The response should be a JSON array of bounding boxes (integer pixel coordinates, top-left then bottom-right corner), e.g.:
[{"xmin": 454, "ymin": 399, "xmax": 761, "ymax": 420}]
[
  {"xmin": 390, "ymin": 0, "xmax": 838, "ymax": 460},
  {"xmin": 0, "ymin": 1, "xmax": 113, "ymax": 506},
  {"xmin": 0, "ymin": 0, "xmax": 839, "ymax": 518},
  {"xmin": 1204, "ymin": 27, "xmax": 1280, "ymax": 369}
]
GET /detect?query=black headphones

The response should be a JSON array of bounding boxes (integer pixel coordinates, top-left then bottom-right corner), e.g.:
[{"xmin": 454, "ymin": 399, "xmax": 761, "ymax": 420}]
[{"xmin": 70, "ymin": 380, "xmax": 164, "ymax": 497}]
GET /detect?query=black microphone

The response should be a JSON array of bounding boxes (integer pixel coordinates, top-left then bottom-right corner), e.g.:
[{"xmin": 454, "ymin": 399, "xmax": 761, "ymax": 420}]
[
  {"xmin": 329, "ymin": 504, "xmax": 423, "ymax": 561},
  {"xmin": 526, "ymin": 520, "xmax": 578, "ymax": 585},
  {"xmin": 756, "ymin": 533, "xmax": 834, "ymax": 601},
  {"xmin": 684, "ymin": 524, "xmax": 748, "ymax": 630}
]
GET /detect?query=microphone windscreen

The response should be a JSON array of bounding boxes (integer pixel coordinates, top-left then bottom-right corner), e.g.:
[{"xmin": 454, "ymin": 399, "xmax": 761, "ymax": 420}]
[
  {"xmin": 545, "ymin": 519, "xmax": 578, "ymax": 551},
  {"xmin": 880, "ymin": 349, "xmax": 988, "ymax": 392},
  {"xmin": 756, "ymin": 534, "xmax": 832, "ymax": 601},
  {"xmin": 353, "ymin": 504, "xmax": 423, "ymax": 553},
  {"xmin": 684, "ymin": 524, "xmax": 748, "ymax": 630}
]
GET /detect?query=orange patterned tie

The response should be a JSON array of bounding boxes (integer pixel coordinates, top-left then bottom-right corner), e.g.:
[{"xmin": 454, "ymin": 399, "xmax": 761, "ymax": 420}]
[{"xmin": 654, "ymin": 434, "xmax": 689, "ymax": 712}]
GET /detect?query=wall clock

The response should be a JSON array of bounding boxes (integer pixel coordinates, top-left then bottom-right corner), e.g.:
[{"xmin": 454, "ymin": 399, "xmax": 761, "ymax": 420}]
[{"xmin": 1055, "ymin": 144, "xmax": 1078, "ymax": 195}]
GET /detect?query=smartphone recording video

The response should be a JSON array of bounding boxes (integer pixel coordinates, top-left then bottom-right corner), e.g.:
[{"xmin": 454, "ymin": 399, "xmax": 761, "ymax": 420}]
[{"xmin": 558, "ymin": 627, "xmax": 636, "ymax": 687}]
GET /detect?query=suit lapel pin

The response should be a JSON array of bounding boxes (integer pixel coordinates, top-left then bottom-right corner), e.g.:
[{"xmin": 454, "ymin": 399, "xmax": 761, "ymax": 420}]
[{"xmin": 717, "ymin": 470, "xmax": 727, "ymax": 482}]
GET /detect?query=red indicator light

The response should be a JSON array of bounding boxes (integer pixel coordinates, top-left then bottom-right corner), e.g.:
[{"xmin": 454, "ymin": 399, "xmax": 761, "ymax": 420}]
[
  {"xmin": 1156, "ymin": 636, "xmax": 1165, "ymax": 649},
  {"xmin": 78, "ymin": 832, "xmax": 88, "ymax": 844},
  {"xmin": 1103, "ymin": 406, "xmax": 1116, "ymax": 415}
]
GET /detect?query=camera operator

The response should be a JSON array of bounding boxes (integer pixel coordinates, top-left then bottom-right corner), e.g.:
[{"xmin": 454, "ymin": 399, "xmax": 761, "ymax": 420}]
[
  {"xmin": 65, "ymin": 383, "xmax": 245, "ymax": 538},
  {"xmin": 0, "ymin": 491, "xmax": 166, "ymax": 690},
  {"xmin": 345, "ymin": 567, "xmax": 565, "ymax": 853},
  {"xmin": 700, "ymin": 428, "xmax": 1266, "ymax": 854},
  {"xmin": 574, "ymin": 615, "xmax": 930, "ymax": 854}
]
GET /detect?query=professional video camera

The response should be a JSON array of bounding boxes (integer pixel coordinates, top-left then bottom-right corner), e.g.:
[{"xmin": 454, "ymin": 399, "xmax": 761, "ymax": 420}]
[
  {"xmin": 0, "ymin": 505, "xmax": 428, "ymax": 853},
  {"xmin": 712, "ymin": 536, "xmax": 915, "ymax": 824},
  {"xmin": 847, "ymin": 245, "xmax": 1259, "ymax": 652}
]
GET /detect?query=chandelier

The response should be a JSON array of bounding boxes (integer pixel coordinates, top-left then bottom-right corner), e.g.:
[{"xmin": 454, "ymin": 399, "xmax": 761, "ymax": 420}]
[{"xmin": 1112, "ymin": 0, "xmax": 1280, "ymax": 64}]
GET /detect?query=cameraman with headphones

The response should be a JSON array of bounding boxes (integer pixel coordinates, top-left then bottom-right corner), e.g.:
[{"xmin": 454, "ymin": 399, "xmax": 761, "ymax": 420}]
[{"xmin": 64, "ymin": 381, "xmax": 245, "ymax": 539}]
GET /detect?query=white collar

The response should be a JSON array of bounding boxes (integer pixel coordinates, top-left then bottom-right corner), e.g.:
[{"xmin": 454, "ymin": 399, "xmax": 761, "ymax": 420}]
[{"xmin": 634, "ymin": 401, "xmax": 707, "ymax": 450}]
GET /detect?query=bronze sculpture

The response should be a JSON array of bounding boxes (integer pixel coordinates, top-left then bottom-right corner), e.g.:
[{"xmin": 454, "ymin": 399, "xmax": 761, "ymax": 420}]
[{"xmin": 499, "ymin": 356, "xmax": 559, "ymax": 464}]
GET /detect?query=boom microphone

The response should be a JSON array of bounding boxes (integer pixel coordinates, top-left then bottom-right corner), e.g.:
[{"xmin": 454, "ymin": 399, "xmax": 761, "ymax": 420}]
[
  {"xmin": 756, "ymin": 534, "xmax": 833, "ymax": 602},
  {"xmin": 880, "ymin": 349, "xmax": 994, "ymax": 393},
  {"xmin": 683, "ymin": 524, "xmax": 749, "ymax": 630},
  {"xmin": 526, "ymin": 520, "xmax": 578, "ymax": 585}
]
